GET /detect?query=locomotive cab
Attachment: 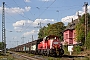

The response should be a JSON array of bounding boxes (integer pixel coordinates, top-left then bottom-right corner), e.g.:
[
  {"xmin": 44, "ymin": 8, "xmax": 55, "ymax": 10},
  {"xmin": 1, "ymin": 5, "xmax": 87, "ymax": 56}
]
[
  {"xmin": 52, "ymin": 37, "xmax": 64, "ymax": 56},
  {"xmin": 52, "ymin": 37, "xmax": 61, "ymax": 49}
]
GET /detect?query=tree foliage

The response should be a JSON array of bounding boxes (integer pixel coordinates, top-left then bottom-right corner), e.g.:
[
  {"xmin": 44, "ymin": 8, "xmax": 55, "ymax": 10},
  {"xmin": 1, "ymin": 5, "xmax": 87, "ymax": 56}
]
[
  {"xmin": 75, "ymin": 23, "xmax": 85, "ymax": 45},
  {"xmin": 0, "ymin": 42, "xmax": 4, "ymax": 50},
  {"xmin": 75, "ymin": 13, "xmax": 90, "ymax": 45},
  {"xmin": 87, "ymin": 13, "xmax": 90, "ymax": 30},
  {"xmin": 85, "ymin": 31, "xmax": 90, "ymax": 49},
  {"xmin": 84, "ymin": 13, "xmax": 90, "ymax": 48},
  {"xmin": 38, "ymin": 22, "xmax": 66, "ymax": 40}
]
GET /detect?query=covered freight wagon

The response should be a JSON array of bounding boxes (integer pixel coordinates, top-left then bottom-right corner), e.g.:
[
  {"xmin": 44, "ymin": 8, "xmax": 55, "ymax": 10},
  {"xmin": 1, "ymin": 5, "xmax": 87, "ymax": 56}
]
[{"xmin": 30, "ymin": 38, "xmax": 43, "ymax": 54}]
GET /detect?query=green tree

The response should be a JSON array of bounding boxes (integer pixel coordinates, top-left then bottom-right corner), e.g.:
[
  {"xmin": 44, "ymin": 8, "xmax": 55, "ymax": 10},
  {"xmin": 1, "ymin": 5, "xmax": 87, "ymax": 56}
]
[
  {"xmin": 38, "ymin": 26, "xmax": 46, "ymax": 38},
  {"xmin": 87, "ymin": 13, "xmax": 90, "ymax": 30},
  {"xmin": 85, "ymin": 14, "xmax": 90, "ymax": 49},
  {"xmin": 38, "ymin": 22, "xmax": 66, "ymax": 40},
  {"xmin": 75, "ymin": 13, "xmax": 90, "ymax": 45},
  {"xmin": 85, "ymin": 31, "xmax": 90, "ymax": 49},
  {"xmin": 75, "ymin": 14, "xmax": 85, "ymax": 45},
  {"xmin": 0, "ymin": 42, "xmax": 4, "ymax": 50},
  {"xmin": 75, "ymin": 23, "xmax": 85, "ymax": 45}
]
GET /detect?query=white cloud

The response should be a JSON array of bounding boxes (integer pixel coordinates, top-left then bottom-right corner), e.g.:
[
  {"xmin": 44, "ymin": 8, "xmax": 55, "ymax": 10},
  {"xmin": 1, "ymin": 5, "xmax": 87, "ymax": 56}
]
[
  {"xmin": 13, "ymin": 19, "xmax": 55, "ymax": 40},
  {"xmin": 61, "ymin": 5, "xmax": 90, "ymax": 25},
  {"xmin": 0, "ymin": 6, "xmax": 31, "ymax": 14},
  {"xmin": 13, "ymin": 20, "xmax": 33, "ymax": 27},
  {"xmin": 13, "ymin": 20, "xmax": 33, "ymax": 31},
  {"xmin": 88, "ymin": 5, "xmax": 90, "ymax": 13},
  {"xmin": 13, "ymin": 19, "xmax": 56, "ymax": 31},
  {"xmin": 61, "ymin": 15, "xmax": 78, "ymax": 23},
  {"xmin": 23, "ymin": 30, "xmax": 38, "ymax": 36},
  {"xmin": 24, "ymin": 0, "xmax": 30, "ymax": 2},
  {"xmin": 25, "ymin": 6, "xmax": 31, "ymax": 11},
  {"xmin": 76, "ymin": 11, "xmax": 84, "ymax": 16},
  {"xmin": 34, "ymin": 19, "xmax": 55, "ymax": 24},
  {"xmin": 5, "ymin": 7, "xmax": 25, "ymax": 14}
]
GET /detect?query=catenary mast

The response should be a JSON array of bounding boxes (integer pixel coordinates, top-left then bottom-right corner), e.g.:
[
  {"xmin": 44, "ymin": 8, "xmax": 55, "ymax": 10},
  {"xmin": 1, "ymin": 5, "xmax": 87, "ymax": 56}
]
[
  {"xmin": 84, "ymin": 2, "xmax": 88, "ymax": 43},
  {"xmin": 2, "ymin": 2, "xmax": 6, "ymax": 55}
]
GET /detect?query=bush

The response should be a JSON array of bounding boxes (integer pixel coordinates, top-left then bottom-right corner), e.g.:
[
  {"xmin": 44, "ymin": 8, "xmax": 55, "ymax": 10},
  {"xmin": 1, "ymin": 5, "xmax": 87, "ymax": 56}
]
[
  {"xmin": 73, "ymin": 46, "xmax": 82, "ymax": 54},
  {"xmin": 63, "ymin": 45, "xmax": 69, "ymax": 54}
]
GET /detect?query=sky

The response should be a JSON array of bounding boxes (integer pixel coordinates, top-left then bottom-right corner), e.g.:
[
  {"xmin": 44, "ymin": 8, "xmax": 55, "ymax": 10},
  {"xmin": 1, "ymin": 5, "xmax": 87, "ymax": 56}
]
[{"xmin": 0, "ymin": 0, "xmax": 90, "ymax": 48}]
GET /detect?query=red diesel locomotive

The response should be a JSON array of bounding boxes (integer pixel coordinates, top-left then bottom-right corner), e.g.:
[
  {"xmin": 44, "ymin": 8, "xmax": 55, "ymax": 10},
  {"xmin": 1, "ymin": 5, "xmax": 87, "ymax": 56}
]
[{"xmin": 38, "ymin": 35, "xmax": 64, "ymax": 56}]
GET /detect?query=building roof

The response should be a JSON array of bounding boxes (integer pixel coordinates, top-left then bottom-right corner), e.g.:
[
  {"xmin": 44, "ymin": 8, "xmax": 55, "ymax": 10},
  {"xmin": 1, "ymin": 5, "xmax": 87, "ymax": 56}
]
[{"xmin": 64, "ymin": 19, "xmax": 79, "ymax": 31}]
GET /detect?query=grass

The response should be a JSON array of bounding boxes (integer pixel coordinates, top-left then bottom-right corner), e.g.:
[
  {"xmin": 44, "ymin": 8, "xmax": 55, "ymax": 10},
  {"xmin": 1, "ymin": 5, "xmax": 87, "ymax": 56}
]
[
  {"xmin": 47, "ymin": 56, "xmax": 61, "ymax": 60},
  {"xmin": 3, "ymin": 50, "xmax": 90, "ymax": 60},
  {"xmin": 0, "ymin": 55, "xmax": 15, "ymax": 60},
  {"xmin": 0, "ymin": 52, "xmax": 17, "ymax": 60}
]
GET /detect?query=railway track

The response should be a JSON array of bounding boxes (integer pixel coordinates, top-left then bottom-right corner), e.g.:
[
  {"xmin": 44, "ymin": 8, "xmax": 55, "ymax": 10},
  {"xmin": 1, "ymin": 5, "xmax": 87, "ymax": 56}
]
[
  {"xmin": 9, "ymin": 51, "xmax": 88, "ymax": 60},
  {"xmin": 9, "ymin": 51, "xmax": 46, "ymax": 60}
]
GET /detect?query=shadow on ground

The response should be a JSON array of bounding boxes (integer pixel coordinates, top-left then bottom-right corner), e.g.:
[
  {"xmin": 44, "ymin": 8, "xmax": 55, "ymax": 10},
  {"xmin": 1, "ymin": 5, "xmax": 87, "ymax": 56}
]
[{"xmin": 62, "ymin": 55, "xmax": 85, "ymax": 58}]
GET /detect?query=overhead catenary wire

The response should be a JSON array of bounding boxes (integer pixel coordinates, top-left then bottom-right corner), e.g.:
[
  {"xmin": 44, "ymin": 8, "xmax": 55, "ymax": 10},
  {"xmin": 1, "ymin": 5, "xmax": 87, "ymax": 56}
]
[
  {"xmin": 21, "ymin": 1, "xmax": 47, "ymax": 31},
  {"xmin": 5, "ymin": 3, "xmax": 81, "ymax": 21},
  {"xmin": 4, "ymin": 0, "xmax": 82, "ymax": 34},
  {"xmin": 5, "ymin": 1, "xmax": 81, "ymax": 25},
  {"xmin": 5, "ymin": 4, "xmax": 25, "ymax": 33},
  {"xmin": 23, "ymin": 0, "xmax": 35, "ymax": 19},
  {"xmin": 5, "ymin": 0, "xmax": 81, "ymax": 35},
  {"xmin": 4, "ymin": 0, "xmax": 84, "ymax": 44},
  {"xmin": 12, "ymin": 0, "xmax": 36, "ymax": 32},
  {"xmin": 21, "ymin": 0, "xmax": 57, "ymax": 32},
  {"xmin": 5, "ymin": 11, "xmax": 18, "ymax": 22},
  {"xmin": 10, "ymin": 0, "xmax": 31, "ymax": 20},
  {"xmin": 4, "ymin": 4, "xmax": 30, "ymax": 46},
  {"xmin": 15, "ymin": 0, "xmax": 56, "ymax": 42},
  {"xmin": 5, "ymin": 3, "xmax": 27, "ymax": 45},
  {"xmin": 34, "ymin": 0, "xmax": 56, "ymax": 20},
  {"xmin": 5, "ymin": 4, "xmax": 30, "ymax": 20}
]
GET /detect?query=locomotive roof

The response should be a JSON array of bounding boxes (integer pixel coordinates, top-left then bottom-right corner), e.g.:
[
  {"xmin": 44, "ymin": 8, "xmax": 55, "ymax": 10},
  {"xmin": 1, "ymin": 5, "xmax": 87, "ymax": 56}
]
[{"xmin": 46, "ymin": 35, "xmax": 59, "ymax": 39}]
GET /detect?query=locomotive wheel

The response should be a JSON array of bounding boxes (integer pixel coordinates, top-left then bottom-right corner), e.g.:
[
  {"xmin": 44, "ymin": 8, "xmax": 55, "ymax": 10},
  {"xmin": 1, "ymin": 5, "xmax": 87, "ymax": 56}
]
[
  {"xmin": 59, "ymin": 49, "xmax": 64, "ymax": 56},
  {"xmin": 44, "ymin": 52, "xmax": 47, "ymax": 56},
  {"xmin": 38, "ymin": 50, "xmax": 41, "ymax": 55},
  {"xmin": 47, "ymin": 49, "xmax": 50, "ymax": 57}
]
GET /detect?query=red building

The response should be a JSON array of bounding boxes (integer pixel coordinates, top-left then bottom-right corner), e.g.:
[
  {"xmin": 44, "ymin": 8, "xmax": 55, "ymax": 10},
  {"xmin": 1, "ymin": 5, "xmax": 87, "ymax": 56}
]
[{"xmin": 63, "ymin": 19, "xmax": 78, "ymax": 45}]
